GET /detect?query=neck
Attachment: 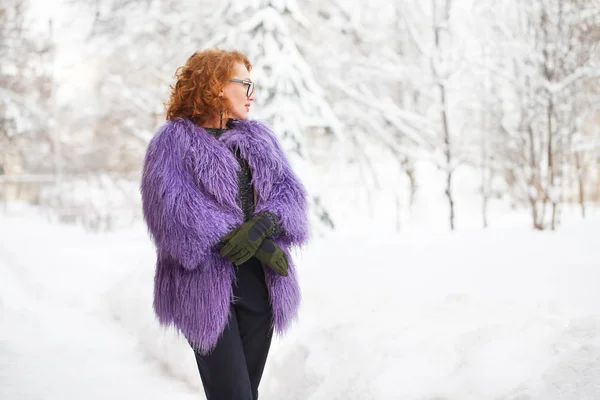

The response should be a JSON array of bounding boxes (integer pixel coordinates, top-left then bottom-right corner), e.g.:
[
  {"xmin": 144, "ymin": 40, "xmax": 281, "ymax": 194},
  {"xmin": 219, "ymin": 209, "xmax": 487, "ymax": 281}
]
[{"xmin": 201, "ymin": 115, "xmax": 228, "ymax": 130}]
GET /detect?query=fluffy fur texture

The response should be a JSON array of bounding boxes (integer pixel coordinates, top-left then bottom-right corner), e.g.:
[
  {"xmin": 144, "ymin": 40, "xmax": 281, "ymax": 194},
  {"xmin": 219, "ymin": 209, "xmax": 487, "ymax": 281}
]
[{"xmin": 141, "ymin": 117, "xmax": 308, "ymax": 354}]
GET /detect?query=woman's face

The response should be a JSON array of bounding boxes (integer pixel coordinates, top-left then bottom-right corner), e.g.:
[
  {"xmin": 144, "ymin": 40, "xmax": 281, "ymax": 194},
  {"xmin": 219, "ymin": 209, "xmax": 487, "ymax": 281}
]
[{"xmin": 223, "ymin": 62, "xmax": 255, "ymax": 120}]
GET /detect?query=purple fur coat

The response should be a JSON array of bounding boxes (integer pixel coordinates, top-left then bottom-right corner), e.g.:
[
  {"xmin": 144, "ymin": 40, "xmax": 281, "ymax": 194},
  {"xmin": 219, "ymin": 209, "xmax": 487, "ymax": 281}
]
[{"xmin": 141, "ymin": 117, "xmax": 308, "ymax": 354}]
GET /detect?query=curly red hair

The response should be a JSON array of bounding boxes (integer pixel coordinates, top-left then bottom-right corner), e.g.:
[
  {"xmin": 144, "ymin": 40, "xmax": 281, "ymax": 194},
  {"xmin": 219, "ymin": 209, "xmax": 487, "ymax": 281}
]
[{"xmin": 165, "ymin": 49, "xmax": 252, "ymax": 126}]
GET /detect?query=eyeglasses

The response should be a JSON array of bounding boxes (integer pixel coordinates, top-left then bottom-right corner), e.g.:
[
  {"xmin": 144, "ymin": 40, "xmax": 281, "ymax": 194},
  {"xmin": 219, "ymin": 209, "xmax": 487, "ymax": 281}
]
[{"xmin": 229, "ymin": 78, "xmax": 254, "ymax": 97}]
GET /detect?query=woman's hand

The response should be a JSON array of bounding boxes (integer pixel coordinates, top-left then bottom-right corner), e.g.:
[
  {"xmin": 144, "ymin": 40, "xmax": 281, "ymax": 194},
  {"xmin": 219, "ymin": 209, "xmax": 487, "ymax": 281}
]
[
  {"xmin": 254, "ymin": 239, "xmax": 288, "ymax": 276},
  {"xmin": 219, "ymin": 212, "xmax": 275, "ymax": 265}
]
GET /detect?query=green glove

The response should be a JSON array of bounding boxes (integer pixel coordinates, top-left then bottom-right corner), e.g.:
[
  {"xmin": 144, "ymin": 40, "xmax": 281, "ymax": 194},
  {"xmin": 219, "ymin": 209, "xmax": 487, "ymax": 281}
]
[
  {"xmin": 254, "ymin": 239, "xmax": 289, "ymax": 277},
  {"xmin": 219, "ymin": 212, "xmax": 275, "ymax": 266}
]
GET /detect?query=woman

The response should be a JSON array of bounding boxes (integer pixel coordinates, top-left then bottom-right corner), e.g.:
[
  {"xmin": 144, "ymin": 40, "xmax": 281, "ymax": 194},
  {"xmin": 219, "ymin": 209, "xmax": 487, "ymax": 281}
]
[{"xmin": 140, "ymin": 49, "xmax": 308, "ymax": 400}]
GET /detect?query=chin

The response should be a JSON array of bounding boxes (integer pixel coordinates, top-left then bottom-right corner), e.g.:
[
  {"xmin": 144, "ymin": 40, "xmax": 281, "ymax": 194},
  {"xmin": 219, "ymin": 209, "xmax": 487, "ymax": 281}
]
[{"xmin": 233, "ymin": 112, "xmax": 249, "ymax": 120}]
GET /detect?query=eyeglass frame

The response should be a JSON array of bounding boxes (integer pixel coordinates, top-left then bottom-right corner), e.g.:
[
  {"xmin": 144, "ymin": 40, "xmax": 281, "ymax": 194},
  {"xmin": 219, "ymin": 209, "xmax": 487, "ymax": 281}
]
[{"xmin": 229, "ymin": 78, "xmax": 254, "ymax": 98}]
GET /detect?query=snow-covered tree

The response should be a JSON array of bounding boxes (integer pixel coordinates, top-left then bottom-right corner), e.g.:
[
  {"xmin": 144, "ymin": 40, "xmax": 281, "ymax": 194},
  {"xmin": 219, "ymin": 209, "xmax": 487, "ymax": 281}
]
[
  {"xmin": 298, "ymin": 0, "xmax": 440, "ymax": 231},
  {"xmin": 207, "ymin": 0, "xmax": 344, "ymax": 231},
  {"xmin": 493, "ymin": 0, "xmax": 600, "ymax": 230},
  {"xmin": 397, "ymin": 0, "xmax": 479, "ymax": 231},
  {"xmin": 1, "ymin": 0, "xmax": 55, "ymax": 179},
  {"xmin": 5, "ymin": 0, "xmax": 599, "ymax": 233}
]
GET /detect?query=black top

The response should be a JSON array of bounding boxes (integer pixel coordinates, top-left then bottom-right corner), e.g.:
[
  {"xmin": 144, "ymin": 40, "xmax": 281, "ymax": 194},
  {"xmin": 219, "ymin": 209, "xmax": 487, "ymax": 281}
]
[{"xmin": 204, "ymin": 127, "xmax": 283, "ymax": 236}]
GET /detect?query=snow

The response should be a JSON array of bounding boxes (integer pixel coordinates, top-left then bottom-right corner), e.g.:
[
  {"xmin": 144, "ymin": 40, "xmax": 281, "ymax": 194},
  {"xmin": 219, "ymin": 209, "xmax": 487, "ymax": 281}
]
[
  {"xmin": 1, "ymin": 206, "xmax": 600, "ymax": 399},
  {"xmin": 0, "ymin": 213, "xmax": 199, "ymax": 399}
]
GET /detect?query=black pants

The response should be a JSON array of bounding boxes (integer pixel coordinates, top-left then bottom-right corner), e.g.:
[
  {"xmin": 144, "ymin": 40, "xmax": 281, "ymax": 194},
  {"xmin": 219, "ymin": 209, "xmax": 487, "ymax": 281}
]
[{"xmin": 192, "ymin": 257, "xmax": 273, "ymax": 400}]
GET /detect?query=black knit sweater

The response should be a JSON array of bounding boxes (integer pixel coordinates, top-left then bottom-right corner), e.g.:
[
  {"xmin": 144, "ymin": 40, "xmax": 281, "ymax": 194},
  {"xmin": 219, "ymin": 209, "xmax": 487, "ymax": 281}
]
[{"xmin": 205, "ymin": 127, "xmax": 282, "ymax": 235}]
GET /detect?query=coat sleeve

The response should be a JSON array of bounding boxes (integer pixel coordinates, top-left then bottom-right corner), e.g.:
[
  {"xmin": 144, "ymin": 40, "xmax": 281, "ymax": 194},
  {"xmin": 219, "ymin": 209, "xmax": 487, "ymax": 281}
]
[
  {"xmin": 140, "ymin": 123, "xmax": 235, "ymax": 270},
  {"xmin": 253, "ymin": 122, "xmax": 309, "ymax": 248}
]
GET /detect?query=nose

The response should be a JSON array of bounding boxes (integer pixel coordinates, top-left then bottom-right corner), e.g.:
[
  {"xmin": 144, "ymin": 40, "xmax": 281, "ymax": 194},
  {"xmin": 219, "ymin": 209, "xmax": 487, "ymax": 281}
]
[{"xmin": 248, "ymin": 93, "xmax": 255, "ymax": 102}]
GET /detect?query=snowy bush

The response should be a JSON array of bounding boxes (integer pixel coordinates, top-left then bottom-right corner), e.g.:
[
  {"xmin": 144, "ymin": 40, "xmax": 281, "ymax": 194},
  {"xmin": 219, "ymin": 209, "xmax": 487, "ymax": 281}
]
[{"xmin": 38, "ymin": 174, "xmax": 141, "ymax": 231}]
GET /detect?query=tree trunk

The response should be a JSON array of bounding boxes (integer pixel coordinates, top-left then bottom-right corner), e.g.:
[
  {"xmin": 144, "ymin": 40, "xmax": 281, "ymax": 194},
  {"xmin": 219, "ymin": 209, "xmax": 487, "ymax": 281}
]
[
  {"xmin": 401, "ymin": 159, "xmax": 417, "ymax": 209},
  {"xmin": 526, "ymin": 124, "xmax": 543, "ymax": 230},
  {"xmin": 481, "ymin": 167, "xmax": 489, "ymax": 229},
  {"xmin": 547, "ymin": 97, "xmax": 557, "ymax": 230},
  {"xmin": 530, "ymin": 197, "xmax": 543, "ymax": 230},
  {"xmin": 481, "ymin": 108, "xmax": 490, "ymax": 229},
  {"xmin": 433, "ymin": 0, "xmax": 455, "ymax": 231},
  {"xmin": 440, "ymin": 88, "xmax": 455, "ymax": 230},
  {"xmin": 575, "ymin": 151, "xmax": 586, "ymax": 218}
]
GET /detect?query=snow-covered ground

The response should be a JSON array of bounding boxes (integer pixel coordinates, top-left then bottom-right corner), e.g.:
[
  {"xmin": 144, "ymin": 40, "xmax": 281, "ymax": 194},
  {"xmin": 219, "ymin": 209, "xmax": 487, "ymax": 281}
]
[{"xmin": 1, "ymin": 207, "xmax": 600, "ymax": 400}]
